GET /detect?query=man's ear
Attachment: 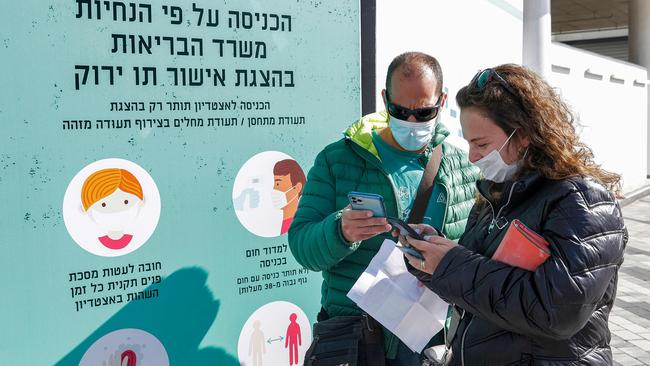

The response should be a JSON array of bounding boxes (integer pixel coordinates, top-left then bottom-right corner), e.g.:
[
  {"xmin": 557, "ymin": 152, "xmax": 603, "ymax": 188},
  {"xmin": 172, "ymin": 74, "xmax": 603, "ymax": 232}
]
[
  {"xmin": 381, "ymin": 89, "xmax": 387, "ymax": 107},
  {"xmin": 434, "ymin": 93, "xmax": 448, "ymax": 123}
]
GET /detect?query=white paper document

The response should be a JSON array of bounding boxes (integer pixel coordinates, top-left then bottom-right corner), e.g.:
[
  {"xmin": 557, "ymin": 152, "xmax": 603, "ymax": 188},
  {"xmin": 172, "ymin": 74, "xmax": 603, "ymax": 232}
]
[{"xmin": 347, "ymin": 239, "xmax": 449, "ymax": 353}]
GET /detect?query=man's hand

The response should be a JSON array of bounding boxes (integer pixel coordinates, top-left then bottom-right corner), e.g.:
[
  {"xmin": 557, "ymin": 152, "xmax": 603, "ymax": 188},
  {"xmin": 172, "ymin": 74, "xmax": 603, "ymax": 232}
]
[{"xmin": 340, "ymin": 205, "xmax": 391, "ymax": 244}]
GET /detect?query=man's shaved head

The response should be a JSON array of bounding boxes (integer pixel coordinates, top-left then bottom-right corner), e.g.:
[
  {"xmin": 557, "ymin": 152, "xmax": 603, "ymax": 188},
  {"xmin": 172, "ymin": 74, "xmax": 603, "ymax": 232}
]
[{"xmin": 385, "ymin": 52, "xmax": 443, "ymax": 96}]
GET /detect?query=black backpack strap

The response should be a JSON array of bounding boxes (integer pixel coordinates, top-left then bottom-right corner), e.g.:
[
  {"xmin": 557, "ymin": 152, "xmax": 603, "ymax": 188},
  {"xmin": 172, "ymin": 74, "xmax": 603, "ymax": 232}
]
[{"xmin": 408, "ymin": 144, "xmax": 442, "ymax": 224}]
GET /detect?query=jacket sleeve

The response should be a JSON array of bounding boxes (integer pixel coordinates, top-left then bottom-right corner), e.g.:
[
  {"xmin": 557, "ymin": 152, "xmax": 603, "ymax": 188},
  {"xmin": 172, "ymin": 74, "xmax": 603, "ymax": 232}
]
[
  {"xmin": 288, "ymin": 149, "xmax": 359, "ymax": 272},
  {"xmin": 427, "ymin": 188, "xmax": 626, "ymax": 340}
]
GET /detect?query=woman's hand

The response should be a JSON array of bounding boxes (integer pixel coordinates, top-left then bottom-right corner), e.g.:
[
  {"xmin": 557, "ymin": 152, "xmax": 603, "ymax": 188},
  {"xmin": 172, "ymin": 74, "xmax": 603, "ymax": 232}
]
[
  {"xmin": 391, "ymin": 223, "xmax": 438, "ymax": 245},
  {"xmin": 398, "ymin": 224, "xmax": 459, "ymax": 274}
]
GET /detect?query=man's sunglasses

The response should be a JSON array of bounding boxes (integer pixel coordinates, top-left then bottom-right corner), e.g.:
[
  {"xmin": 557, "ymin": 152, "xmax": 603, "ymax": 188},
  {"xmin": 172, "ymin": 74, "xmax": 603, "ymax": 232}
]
[
  {"xmin": 471, "ymin": 68, "xmax": 521, "ymax": 102},
  {"xmin": 385, "ymin": 93, "xmax": 443, "ymax": 122}
]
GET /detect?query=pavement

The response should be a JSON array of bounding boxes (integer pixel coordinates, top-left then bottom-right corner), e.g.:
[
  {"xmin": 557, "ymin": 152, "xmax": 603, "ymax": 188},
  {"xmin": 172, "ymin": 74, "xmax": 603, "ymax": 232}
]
[{"xmin": 612, "ymin": 194, "xmax": 650, "ymax": 365}]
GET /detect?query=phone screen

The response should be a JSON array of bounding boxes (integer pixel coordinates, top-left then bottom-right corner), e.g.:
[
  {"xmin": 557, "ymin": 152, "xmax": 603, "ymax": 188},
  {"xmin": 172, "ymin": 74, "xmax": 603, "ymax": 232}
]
[{"xmin": 387, "ymin": 217, "xmax": 424, "ymax": 240}]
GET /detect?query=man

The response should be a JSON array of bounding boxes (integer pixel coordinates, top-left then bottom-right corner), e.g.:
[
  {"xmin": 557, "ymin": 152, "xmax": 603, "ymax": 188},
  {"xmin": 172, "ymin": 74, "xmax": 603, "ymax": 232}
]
[
  {"xmin": 271, "ymin": 159, "xmax": 306, "ymax": 235},
  {"xmin": 288, "ymin": 52, "xmax": 480, "ymax": 365}
]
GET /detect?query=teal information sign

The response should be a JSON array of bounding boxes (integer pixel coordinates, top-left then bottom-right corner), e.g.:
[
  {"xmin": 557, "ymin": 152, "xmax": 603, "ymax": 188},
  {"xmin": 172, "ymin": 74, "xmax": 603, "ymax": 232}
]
[{"xmin": 0, "ymin": 1, "xmax": 360, "ymax": 364}]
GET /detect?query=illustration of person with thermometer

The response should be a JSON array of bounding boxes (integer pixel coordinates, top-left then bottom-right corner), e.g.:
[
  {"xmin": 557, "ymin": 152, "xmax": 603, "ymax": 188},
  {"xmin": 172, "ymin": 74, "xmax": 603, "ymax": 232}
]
[{"xmin": 271, "ymin": 159, "xmax": 305, "ymax": 235}]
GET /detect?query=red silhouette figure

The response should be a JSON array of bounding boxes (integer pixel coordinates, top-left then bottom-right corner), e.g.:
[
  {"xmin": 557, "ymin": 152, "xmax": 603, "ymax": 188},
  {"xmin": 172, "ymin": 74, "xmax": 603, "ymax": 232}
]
[
  {"xmin": 285, "ymin": 313, "xmax": 302, "ymax": 366},
  {"xmin": 121, "ymin": 350, "xmax": 137, "ymax": 366}
]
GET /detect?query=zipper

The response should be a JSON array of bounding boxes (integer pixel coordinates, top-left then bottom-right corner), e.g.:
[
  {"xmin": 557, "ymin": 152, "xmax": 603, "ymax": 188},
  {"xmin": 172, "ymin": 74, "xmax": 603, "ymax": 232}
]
[
  {"xmin": 494, "ymin": 182, "xmax": 518, "ymax": 225},
  {"xmin": 460, "ymin": 316, "xmax": 475, "ymax": 366},
  {"xmin": 385, "ymin": 174, "xmax": 403, "ymax": 219},
  {"xmin": 458, "ymin": 183, "xmax": 519, "ymax": 365},
  {"xmin": 477, "ymin": 188, "xmax": 497, "ymax": 232},
  {"xmin": 478, "ymin": 181, "xmax": 519, "ymax": 233}
]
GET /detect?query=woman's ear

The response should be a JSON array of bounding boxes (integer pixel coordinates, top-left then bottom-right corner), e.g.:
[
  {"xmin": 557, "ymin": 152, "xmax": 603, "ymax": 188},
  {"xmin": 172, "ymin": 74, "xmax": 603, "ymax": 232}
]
[
  {"xmin": 515, "ymin": 134, "xmax": 531, "ymax": 158},
  {"xmin": 519, "ymin": 135, "xmax": 530, "ymax": 149}
]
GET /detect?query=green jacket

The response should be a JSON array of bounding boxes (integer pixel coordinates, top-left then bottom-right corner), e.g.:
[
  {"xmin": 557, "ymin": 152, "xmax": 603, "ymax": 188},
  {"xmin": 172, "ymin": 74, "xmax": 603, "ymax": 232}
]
[{"xmin": 288, "ymin": 111, "xmax": 480, "ymax": 357}]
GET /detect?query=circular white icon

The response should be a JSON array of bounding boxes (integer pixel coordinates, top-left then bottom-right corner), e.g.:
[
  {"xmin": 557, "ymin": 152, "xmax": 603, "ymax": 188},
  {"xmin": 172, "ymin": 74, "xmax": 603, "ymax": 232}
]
[
  {"xmin": 79, "ymin": 328, "xmax": 169, "ymax": 366},
  {"xmin": 62, "ymin": 158, "xmax": 161, "ymax": 257},
  {"xmin": 237, "ymin": 301, "xmax": 312, "ymax": 366},
  {"xmin": 232, "ymin": 151, "xmax": 306, "ymax": 237}
]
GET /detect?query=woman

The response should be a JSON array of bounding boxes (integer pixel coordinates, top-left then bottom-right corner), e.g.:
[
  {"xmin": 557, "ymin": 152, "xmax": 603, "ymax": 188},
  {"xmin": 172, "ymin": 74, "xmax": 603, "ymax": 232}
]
[
  {"xmin": 82, "ymin": 168, "xmax": 144, "ymax": 250},
  {"xmin": 402, "ymin": 64, "xmax": 627, "ymax": 365}
]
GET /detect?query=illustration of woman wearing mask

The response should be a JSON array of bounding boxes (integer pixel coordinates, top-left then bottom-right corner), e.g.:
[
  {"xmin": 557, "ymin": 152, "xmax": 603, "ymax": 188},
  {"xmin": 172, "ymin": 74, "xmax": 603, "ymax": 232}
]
[
  {"xmin": 81, "ymin": 168, "xmax": 144, "ymax": 250},
  {"xmin": 271, "ymin": 159, "xmax": 306, "ymax": 235}
]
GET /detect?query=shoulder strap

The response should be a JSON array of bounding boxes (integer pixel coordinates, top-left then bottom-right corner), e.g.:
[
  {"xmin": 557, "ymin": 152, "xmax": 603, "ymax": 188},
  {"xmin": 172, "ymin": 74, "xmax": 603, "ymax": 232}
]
[{"xmin": 408, "ymin": 144, "xmax": 443, "ymax": 224}]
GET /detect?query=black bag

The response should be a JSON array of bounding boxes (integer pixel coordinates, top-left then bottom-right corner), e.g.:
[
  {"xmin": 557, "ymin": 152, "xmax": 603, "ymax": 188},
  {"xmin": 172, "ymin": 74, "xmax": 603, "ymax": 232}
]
[{"xmin": 303, "ymin": 309, "xmax": 385, "ymax": 366}]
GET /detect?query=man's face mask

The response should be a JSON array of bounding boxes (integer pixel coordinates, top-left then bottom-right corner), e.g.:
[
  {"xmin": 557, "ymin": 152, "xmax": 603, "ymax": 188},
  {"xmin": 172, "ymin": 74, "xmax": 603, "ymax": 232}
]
[
  {"xmin": 385, "ymin": 92, "xmax": 442, "ymax": 151},
  {"xmin": 271, "ymin": 185, "xmax": 298, "ymax": 209},
  {"xmin": 473, "ymin": 129, "xmax": 521, "ymax": 182},
  {"xmin": 389, "ymin": 116, "xmax": 436, "ymax": 151}
]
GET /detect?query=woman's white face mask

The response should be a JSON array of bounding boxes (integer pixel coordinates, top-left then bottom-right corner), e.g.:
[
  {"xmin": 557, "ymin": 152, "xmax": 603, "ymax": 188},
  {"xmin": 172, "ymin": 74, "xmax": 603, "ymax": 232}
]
[
  {"xmin": 473, "ymin": 129, "xmax": 521, "ymax": 182},
  {"xmin": 87, "ymin": 189, "xmax": 143, "ymax": 237}
]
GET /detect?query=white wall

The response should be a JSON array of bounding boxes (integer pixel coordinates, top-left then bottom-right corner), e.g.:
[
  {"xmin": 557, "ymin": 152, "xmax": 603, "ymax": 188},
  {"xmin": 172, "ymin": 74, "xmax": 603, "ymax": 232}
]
[
  {"xmin": 548, "ymin": 42, "xmax": 648, "ymax": 193},
  {"xmin": 376, "ymin": 0, "xmax": 524, "ymax": 149},
  {"xmin": 375, "ymin": 1, "xmax": 648, "ymax": 194}
]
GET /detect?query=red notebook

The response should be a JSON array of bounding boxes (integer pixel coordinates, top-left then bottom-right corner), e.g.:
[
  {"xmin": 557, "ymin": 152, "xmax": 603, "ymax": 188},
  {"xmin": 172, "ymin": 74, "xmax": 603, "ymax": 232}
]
[{"xmin": 492, "ymin": 219, "xmax": 551, "ymax": 271}]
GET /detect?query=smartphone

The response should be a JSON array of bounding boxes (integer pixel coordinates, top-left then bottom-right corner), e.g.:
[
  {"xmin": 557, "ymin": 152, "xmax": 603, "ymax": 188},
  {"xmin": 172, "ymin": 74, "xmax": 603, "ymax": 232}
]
[
  {"xmin": 347, "ymin": 192, "xmax": 387, "ymax": 217},
  {"xmin": 387, "ymin": 217, "xmax": 424, "ymax": 240},
  {"xmin": 396, "ymin": 244, "xmax": 425, "ymax": 260},
  {"xmin": 387, "ymin": 217, "xmax": 426, "ymax": 260}
]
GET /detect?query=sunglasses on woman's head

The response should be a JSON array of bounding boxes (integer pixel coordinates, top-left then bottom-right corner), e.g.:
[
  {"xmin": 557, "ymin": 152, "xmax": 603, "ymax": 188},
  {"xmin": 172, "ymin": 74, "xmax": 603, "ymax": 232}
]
[
  {"xmin": 471, "ymin": 68, "xmax": 519, "ymax": 99},
  {"xmin": 385, "ymin": 93, "xmax": 442, "ymax": 122}
]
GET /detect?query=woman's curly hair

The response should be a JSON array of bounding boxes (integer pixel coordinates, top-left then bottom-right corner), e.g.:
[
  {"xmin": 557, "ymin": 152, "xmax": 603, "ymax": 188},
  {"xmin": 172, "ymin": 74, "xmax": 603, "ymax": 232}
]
[{"xmin": 456, "ymin": 63, "xmax": 622, "ymax": 197}]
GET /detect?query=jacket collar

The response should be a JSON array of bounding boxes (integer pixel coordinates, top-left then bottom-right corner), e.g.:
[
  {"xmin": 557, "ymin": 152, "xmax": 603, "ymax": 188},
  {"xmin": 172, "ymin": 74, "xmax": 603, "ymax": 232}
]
[{"xmin": 476, "ymin": 170, "xmax": 544, "ymax": 209}]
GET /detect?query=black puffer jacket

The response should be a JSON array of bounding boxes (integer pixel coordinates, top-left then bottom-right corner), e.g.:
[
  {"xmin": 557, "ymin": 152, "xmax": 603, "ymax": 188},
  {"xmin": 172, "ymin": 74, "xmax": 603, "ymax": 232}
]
[{"xmin": 411, "ymin": 172, "xmax": 627, "ymax": 365}]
